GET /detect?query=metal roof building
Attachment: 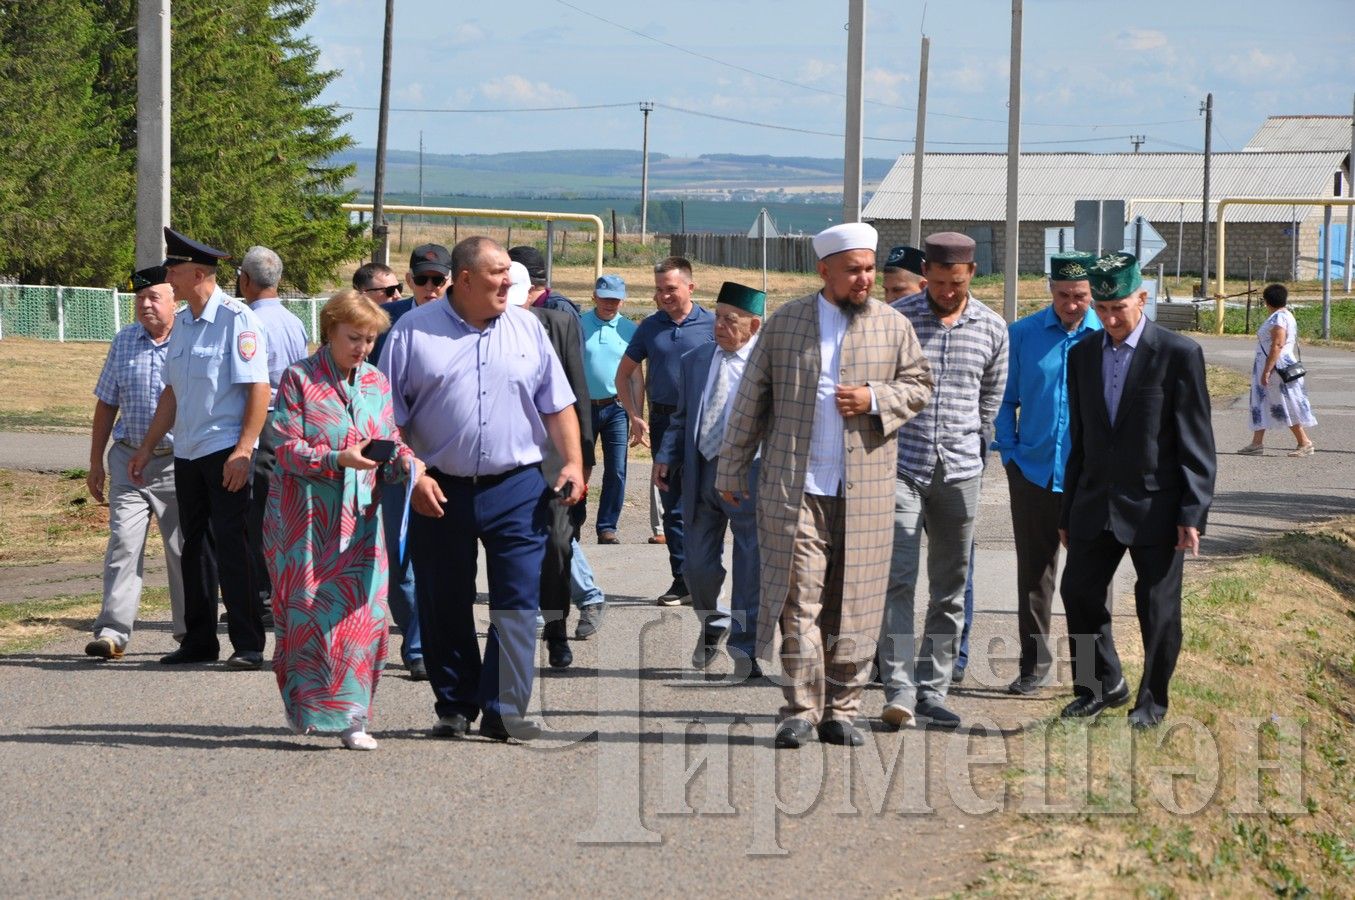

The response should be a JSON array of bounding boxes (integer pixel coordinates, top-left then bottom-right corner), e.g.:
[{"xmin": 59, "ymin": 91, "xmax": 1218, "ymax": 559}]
[
  {"xmin": 862, "ymin": 151, "xmax": 1348, "ymax": 224},
  {"xmin": 1245, "ymin": 115, "xmax": 1354, "ymax": 153}
]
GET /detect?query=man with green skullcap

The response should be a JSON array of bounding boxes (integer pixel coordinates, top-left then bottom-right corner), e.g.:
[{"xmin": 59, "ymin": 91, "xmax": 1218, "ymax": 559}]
[
  {"xmin": 993, "ymin": 251, "xmax": 1102, "ymax": 695},
  {"xmin": 1058, "ymin": 251, "xmax": 1216, "ymax": 729},
  {"xmin": 654, "ymin": 282, "xmax": 765, "ymax": 679}
]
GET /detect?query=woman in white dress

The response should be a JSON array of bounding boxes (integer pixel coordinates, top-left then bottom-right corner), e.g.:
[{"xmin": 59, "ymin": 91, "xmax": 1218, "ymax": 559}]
[{"xmin": 1238, "ymin": 283, "xmax": 1316, "ymax": 457}]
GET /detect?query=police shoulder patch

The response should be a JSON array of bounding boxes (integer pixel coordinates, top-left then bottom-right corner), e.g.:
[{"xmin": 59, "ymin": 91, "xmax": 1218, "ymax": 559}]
[{"xmin": 238, "ymin": 330, "xmax": 258, "ymax": 362}]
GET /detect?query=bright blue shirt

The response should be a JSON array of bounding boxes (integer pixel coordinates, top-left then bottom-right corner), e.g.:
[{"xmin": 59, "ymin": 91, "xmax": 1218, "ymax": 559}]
[
  {"xmin": 623, "ymin": 304, "xmax": 714, "ymax": 407},
  {"xmin": 994, "ymin": 305, "xmax": 1102, "ymax": 492},
  {"xmin": 247, "ymin": 298, "xmax": 309, "ymax": 407},
  {"xmin": 378, "ymin": 299, "xmax": 575, "ymax": 477},
  {"xmin": 94, "ymin": 321, "xmax": 175, "ymax": 451},
  {"xmin": 581, "ymin": 309, "xmax": 637, "ymax": 399},
  {"xmin": 162, "ymin": 287, "xmax": 271, "ymax": 460}
]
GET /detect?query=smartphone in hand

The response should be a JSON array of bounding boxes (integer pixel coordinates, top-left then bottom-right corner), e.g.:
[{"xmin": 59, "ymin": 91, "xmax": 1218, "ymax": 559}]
[{"xmin": 361, "ymin": 439, "xmax": 396, "ymax": 463}]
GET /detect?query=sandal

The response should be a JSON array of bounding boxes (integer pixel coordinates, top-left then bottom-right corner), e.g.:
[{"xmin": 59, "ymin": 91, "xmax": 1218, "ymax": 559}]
[
  {"xmin": 1237, "ymin": 444, "xmax": 1264, "ymax": 455},
  {"xmin": 1287, "ymin": 444, "xmax": 1315, "ymax": 458}
]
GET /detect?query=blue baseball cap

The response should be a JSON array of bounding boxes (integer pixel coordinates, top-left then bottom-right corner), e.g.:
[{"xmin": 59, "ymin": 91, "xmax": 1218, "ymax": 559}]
[{"xmin": 595, "ymin": 274, "xmax": 626, "ymax": 299}]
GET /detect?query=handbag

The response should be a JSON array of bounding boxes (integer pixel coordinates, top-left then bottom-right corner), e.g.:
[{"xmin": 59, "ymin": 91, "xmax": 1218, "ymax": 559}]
[{"xmin": 1267, "ymin": 313, "xmax": 1308, "ymax": 383}]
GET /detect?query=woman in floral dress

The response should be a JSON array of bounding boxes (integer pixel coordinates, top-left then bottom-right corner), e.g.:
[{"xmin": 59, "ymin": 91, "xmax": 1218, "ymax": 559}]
[
  {"xmin": 265, "ymin": 289, "xmax": 422, "ymax": 750},
  {"xmin": 1238, "ymin": 283, "xmax": 1316, "ymax": 458}
]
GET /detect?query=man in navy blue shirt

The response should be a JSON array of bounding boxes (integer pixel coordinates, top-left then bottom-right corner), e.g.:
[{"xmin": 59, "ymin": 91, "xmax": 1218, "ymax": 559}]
[{"xmin": 616, "ymin": 257, "xmax": 715, "ymax": 605}]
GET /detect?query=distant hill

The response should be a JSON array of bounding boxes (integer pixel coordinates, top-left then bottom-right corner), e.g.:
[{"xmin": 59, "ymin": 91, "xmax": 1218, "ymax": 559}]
[{"xmin": 335, "ymin": 147, "xmax": 893, "ymax": 199}]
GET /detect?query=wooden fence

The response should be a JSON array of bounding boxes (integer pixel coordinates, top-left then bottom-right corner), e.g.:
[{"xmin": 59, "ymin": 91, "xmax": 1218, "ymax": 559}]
[{"xmin": 669, "ymin": 234, "xmax": 817, "ymax": 273}]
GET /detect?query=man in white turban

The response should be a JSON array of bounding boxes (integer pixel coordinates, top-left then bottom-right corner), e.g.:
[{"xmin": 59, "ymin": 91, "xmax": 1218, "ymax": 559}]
[{"xmin": 716, "ymin": 222, "xmax": 933, "ymax": 748}]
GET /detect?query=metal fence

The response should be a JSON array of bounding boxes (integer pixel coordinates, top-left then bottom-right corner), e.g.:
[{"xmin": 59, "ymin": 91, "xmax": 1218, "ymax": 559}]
[
  {"xmin": 669, "ymin": 234, "xmax": 818, "ymax": 273},
  {"xmin": 0, "ymin": 285, "xmax": 325, "ymax": 343}
]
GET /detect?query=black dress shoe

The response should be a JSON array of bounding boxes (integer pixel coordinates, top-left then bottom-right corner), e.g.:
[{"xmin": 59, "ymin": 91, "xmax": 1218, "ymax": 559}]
[
  {"xmin": 225, "ymin": 651, "xmax": 264, "ymax": 670},
  {"xmin": 479, "ymin": 714, "xmax": 543, "ymax": 742},
  {"xmin": 407, "ymin": 658, "xmax": 428, "ymax": 681},
  {"xmin": 160, "ymin": 646, "xmax": 219, "ymax": 665},
  {"xmin": 547, "ymin": 636, "xmax": 573, "ymax": 669},
  {"xmin": 951, "ymin": 665, "xmax": 967, "ymax": 685},
  {"xmin": 745, "ymin": 660, "xmax": 764, "ymax": 681},
  {"xmin": 774, "ymin": 718, "xmax": 815, "ymax": 749},
  {"xmin": 817, "ymin": 719, "xmax": 865, "ymax": 746},
  {"xmin": 1007, "ymin": 673, "xmax": 1050, "ymax": 695},
  {"xmin": 574, "ymin": 602, "xmax": 606, "ymax": 640},
  {"xmin": 1060, "ymin": 679, "xmax": 1130, "ymax": 718},
  {"xmin": 692, "ymin": 634, "xmax": 722, "ymax": 670},
  {"xmin": 915, "ymin": 697, "xmax": 961, "ymax": 730},
  {"xmin": 431, "ymin": 713, "xmax": 471, "ymax": 738},
  {"xmin": 1128, "ymin": 707, "xmax": 1163, "ymax": 730}
]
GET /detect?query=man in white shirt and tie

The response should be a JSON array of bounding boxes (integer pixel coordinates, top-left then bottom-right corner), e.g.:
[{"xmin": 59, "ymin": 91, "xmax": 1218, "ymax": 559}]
[{"xmin": 654, "ymin": 283, "xmax": 765, "ymax": 679}]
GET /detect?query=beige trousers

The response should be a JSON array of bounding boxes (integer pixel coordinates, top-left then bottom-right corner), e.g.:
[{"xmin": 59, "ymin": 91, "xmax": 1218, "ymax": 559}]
[{"xmin": 777, "ymin": 493, "xmax": 872, "ymax": 725}]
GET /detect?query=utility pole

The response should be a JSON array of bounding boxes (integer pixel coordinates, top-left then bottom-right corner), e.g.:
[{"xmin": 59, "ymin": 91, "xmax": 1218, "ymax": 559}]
[
  {"xmin": 909, "ymin": 34, "xmax": 930, "ymax": 247},
  {"xmin": 843, "ymin": 0, "xmax": 866, "ymax": 223},
  {"xmin": 639, "ymin": 101, "xmax": 654, "ymax": 243},
  {"xmin": 1199, "ymin": 92, "xmax": 1213, "ymax": 299},
  {"xmin": 371, "ymin": 0, "xmax": 395, "ymax": 265},
  {"xmin": 418, "ymin": 130, "xmax": 425, "ymax": 219},
  {"xmin": 1002, "ymin": 0, "xmax": 1022, "ymax": 323},
  {"xmin": 134, "ymin": 0, "xmax": 170, "ymax": 269},
  {"xmin": 1345, "ymin": 92, "xmax": 1353, "ymax": 293},
  {"xmin": 1130, "ymin": 134, "xmax": 1146, "ymax": 153}
]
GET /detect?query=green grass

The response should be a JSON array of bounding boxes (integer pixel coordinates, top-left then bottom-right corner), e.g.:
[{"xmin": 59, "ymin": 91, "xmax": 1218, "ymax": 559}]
[
  {"xmin": 1197, "ymin": 298, "xmax": 1355, "ymax": 342},
  {"xmin": 0, "ymin": 587, "xmax": 169, "ymax": 655}
]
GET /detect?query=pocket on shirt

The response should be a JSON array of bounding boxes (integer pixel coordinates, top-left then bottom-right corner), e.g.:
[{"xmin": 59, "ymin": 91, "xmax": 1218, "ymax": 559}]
[{"xmin": 189, "ymin": 347, "xmax": 221, "ymax": 378}]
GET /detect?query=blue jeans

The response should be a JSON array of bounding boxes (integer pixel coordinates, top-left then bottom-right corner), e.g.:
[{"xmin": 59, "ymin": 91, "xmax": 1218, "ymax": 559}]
[
  {"xmin": 381, "ymin": 485, "xmax": 421, "ymax": 664},
  {"xmin": 648, "ymin": 408, "xmax": 685, "ymax": 579},
  {"xmin": 571, "ymin": 539, "xmax": 605, "ymax": 608},
  {"xmin": 591, "ymin": 401, "xmax": 629, "ymax": 536}
]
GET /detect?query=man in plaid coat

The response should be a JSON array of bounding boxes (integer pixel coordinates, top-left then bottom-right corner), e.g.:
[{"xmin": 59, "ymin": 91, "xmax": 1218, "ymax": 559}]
[{"xmin": 716, "ymin": 222, "xmax": 933, "ymax": 748}]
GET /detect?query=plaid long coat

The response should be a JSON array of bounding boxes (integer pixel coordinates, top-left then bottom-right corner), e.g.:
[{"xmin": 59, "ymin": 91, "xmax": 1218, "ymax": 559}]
[{"xmin": 714, "ymin": 293, "xmax": 933, "ymax": 662}]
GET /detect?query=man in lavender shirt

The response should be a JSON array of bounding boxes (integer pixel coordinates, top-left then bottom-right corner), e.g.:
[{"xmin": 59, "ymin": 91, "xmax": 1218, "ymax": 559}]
[{"xmin": 380, "ymin": 236, "xmax": 584, "ymax": 743}]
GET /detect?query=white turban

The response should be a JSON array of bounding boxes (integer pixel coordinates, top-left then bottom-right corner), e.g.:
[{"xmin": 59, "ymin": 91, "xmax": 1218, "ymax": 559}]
[
  {"xmin": 812, "ymin": 222, "xmax": 879, "ymax": 260},
  {"xmin": 507, "ymin": 260, "xmax": 531, "ymax": 306}
]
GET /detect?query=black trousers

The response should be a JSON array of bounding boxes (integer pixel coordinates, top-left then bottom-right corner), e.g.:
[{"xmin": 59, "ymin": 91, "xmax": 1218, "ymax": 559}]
[
  {"xmin": 1060, "ymin": 529, "xmax": 1183, "ymax": 718},
  {"xmin": 538, "ymin": 474, "xmax": 583, "ymax": 639},
  {"xmin": 175, "ymin": 447, "xmax": 265, "ymax": 654},
  {"xmin": 245, "ymin": 430, "xmax": 276, "ymax": 604}
]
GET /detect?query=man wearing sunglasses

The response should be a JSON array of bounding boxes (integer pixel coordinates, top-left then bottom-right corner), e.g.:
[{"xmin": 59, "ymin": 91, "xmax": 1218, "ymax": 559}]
[{"xmin": 357, "ymin": 243, "xmax": 450, "ymax": 683}]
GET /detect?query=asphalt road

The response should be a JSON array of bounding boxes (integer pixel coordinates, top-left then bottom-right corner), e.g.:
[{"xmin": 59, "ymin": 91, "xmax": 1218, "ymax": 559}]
[{"xmin": 0, "ymin": 333, "xmax": 1350, "ymax": 895}]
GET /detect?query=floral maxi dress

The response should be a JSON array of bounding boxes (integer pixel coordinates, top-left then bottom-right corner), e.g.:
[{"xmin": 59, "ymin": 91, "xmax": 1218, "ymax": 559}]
[
  {"xmin": 265, "ymin": 346, "xmax": 415, "ymax": 734},
  {"xmin": 1250, "ymin": 307, "xmax": 1317, "ymax": 431}
]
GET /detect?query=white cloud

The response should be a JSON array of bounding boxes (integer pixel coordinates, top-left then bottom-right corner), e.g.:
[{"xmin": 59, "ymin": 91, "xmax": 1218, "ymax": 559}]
[
  {"xmin": 394, "ymin": 82, "xmax": 425, "ymax": 105},
  {"xmin": 1119, "ymin": 28, "xmax": 1169, "ymax": 51},
  {"xmin": 866, "ymin": 67, "xmax": 909, "ymax": 105},
  {"xmin": 317, "ymin": 41, "xmax": 366, "ymax": 79},
  {"xmin": 478, "ymin": 75, "xmax": 575, "ymax": 107},
  {"xmin": 448, "ymin": 23, "xmax": 485, "ymax": 46},
  {"xmin": 799, "ymin": 58, "xmax": 844, "ymax": 84}
]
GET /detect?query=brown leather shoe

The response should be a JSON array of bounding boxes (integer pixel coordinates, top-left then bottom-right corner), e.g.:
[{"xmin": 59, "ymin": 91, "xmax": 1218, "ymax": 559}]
[
  {"xmin": 84, "ymin": 637, "xmax": 123, "ymax": 660},
  {"xmin": 597, "ymin": 531, "xmax": 620, "ymax": 545},
  {"xmin": 648, "ymin": 535, "xmax": 667, "ymax": 545}
]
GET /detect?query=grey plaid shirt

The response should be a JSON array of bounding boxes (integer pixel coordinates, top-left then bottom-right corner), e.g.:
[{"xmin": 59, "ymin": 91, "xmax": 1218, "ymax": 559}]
[{"xmin": 893, "ymin": 292, "xmax": 1008, "ymax": 486}]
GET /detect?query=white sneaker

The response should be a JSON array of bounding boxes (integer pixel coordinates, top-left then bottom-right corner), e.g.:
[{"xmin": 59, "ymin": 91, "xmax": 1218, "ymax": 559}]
[
  {"xmin": 340, "ymin": 728, "xmax": 378, "ymax": 751},
  {"xmin": 881, "ymin": 703, "xmax": 915, "ymax": 729}
]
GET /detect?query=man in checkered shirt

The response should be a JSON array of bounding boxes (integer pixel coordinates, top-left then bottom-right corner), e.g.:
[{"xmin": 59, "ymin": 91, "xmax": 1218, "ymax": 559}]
[{"xmin": 877, "ymin": 231, "xmax": 1009, "ymax": 731}]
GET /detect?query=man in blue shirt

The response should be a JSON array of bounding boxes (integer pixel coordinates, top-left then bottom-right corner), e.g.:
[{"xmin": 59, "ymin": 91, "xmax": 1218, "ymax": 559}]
[
  {"xmin": 616, "ymin": 257, "xmax": 715, "ymax": 605},
  {"xmin": 994, "ymin": 252, "xmax": 1103, "ymax": 695},
  {"xmin": 581, "ymin": 274, "xmax": 639, "ymax": 546},
  {"xmin": 380, "ymin": 236, "xmax": 582, "ymax": 742},
  {"xmin": 238, "ymin": 245, "xmax": 308, "ymax": 620},
  {"xmin": 130, "ymin": 227, "xmax": 272, "ymax": 669}
]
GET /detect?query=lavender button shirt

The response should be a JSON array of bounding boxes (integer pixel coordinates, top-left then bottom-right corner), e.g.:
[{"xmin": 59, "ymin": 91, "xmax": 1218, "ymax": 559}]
[{"xmin": 379, "ymin": 299, "xmax": 575, "ymax": 477}]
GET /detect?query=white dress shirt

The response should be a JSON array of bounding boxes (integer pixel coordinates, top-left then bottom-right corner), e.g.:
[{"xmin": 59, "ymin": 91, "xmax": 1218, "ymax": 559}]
[{"xmin": 698, "ymin": 335, "xmax": 757, "ymax": 432}]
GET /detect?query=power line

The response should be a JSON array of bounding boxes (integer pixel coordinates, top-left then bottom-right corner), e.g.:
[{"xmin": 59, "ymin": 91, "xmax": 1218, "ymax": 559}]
[
  {"xmin": 549, "ymin": 0, "xmax": 1201, "ymax": 131},
  {"xmin": 338, "ymin": 101, "xmax": 635, "ymax": 113}
]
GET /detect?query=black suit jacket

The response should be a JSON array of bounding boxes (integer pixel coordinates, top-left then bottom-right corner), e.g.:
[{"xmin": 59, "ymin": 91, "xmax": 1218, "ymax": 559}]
[
  {"xmin": 529, "ymin": 306, "xmax": 595, "ymax": 477},
  {"xmin": 1061, "ymin": 318, "xmax": 1216, "ymax": 546}
]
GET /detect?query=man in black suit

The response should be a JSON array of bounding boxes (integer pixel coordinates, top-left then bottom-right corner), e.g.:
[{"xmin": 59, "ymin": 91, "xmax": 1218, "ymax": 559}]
[
  {"xmin": 510, "ymin": 261, "xmax": 594, "ymax": 669},
  {"xmin": 1058, "ymin": 252, "xmax": 1216, "ymax": 729}
]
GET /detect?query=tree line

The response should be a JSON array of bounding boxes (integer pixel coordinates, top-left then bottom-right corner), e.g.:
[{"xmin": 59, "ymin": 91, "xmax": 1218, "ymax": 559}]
[{"xmin": 0, "ymin": 0, "xmax": 360, "ymax": 291}]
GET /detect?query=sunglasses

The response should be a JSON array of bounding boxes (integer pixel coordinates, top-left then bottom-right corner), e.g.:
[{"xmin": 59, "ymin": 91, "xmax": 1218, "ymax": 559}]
[
  {"xmin": 365, "ymin": 284, "xmax": 400, "ymax": 298},
  {"xmin": 412, "ymin": 273, "xmax": 447, "ymax": 287}
]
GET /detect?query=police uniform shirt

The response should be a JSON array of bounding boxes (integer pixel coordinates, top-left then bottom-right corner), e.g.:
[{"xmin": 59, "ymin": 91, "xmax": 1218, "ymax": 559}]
[{"xmin": 162, "ymin": 286, "xmax": 271, "ymax": 460}]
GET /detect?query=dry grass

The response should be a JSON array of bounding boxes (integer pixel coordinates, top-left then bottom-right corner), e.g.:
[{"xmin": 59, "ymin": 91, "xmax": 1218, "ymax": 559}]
[
  {"xmin": 969, "ymin": 519, "xmax": 1355, "ymax": 897},
  {"xmin": 0, "ymin": 337, "xmax": 106, "ymax": 431},
  {"xmin": 0, "ymin": 588, "xmax": 169, "ymax": 655},
  {"xmin": 0, "ymin": 468, "xmax": 130, "ymax": 566},
  {"xmin": 1206, "ymin": 363, "xmax": 1251, "ymax": 401}
]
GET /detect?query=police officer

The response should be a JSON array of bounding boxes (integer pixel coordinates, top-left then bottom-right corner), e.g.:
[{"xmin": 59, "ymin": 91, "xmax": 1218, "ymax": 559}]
[{"xmin": 130, "ymin": 227, "xmax": 272, "ymax": 669}]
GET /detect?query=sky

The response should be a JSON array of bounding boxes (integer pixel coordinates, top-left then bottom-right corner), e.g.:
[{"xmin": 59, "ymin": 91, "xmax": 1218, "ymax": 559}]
[{"xmin": 307, "ymin": 0, "xmax": 1353, "ymax": 160}]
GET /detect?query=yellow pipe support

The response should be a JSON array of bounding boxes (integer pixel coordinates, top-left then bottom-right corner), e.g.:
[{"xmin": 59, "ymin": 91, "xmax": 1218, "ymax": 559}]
[
  {"xmin": 1212, "ymin": 197, "xmax": 1355, "ymax": 334},
  {"xmin": 343, "ymin": 203, "xmax": 607, "ymax": 282}
]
